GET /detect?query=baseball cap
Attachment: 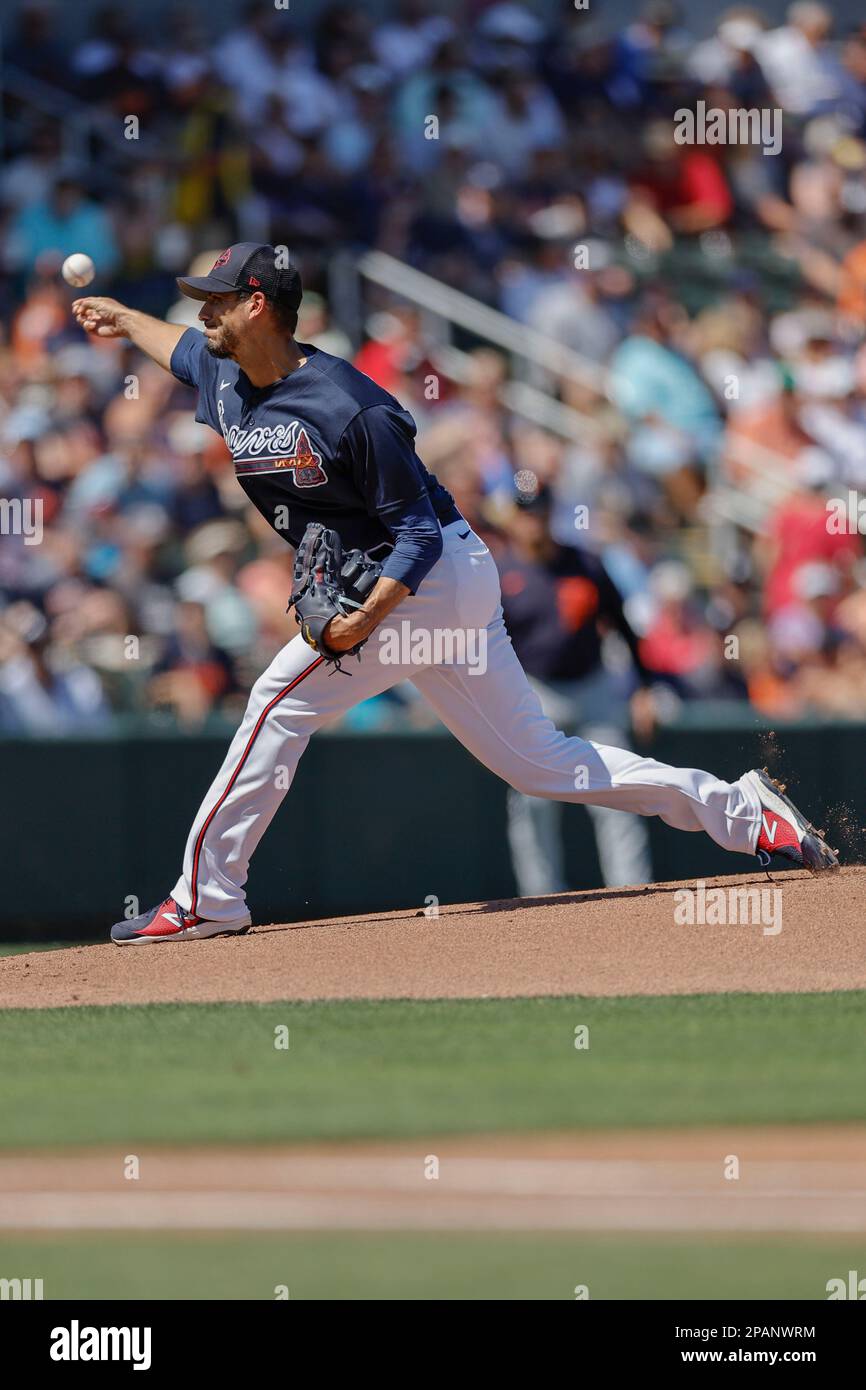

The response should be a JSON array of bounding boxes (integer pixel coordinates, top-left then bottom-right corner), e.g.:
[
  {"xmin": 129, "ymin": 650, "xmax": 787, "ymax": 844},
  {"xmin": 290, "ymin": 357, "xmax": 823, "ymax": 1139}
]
[{"xmin": 176, "ymin": 243, "xmax": 303, "ymax": 308}]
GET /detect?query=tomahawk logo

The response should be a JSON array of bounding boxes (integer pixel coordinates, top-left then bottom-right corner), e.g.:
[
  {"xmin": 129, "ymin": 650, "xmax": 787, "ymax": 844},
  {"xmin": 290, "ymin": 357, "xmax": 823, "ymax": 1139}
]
[
  {"xmin": 49, "ymin": 1321, "xmax": 152, "ymax": 1371},
  {"xmin": 273, "ymin": 428, "xmax": 328, "ymax": 487}
]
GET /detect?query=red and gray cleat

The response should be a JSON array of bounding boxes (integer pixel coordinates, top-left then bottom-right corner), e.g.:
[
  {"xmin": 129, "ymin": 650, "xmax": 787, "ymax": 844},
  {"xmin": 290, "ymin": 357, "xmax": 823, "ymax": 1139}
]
[
  {"xmin": 744, "ymin": 768, "xmax": 839, "ymax": 872},
  {"xmin": 110, "ymin": 896, "xmax": 252, "ymax": 946}
]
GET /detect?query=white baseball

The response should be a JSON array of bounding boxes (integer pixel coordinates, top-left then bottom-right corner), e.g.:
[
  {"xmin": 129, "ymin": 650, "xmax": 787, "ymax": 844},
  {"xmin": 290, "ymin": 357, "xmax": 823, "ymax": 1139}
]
[{"xmin": 62, "ymin": 253, "xmax": 96, "ymax": 288}]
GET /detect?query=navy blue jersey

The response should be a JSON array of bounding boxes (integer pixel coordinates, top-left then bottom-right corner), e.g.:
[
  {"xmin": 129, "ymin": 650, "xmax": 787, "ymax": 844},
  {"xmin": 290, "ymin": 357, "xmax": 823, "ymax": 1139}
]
[
  {"xmin": 499, "ymin": 543, "xmax": 647, "ymax": 683},
  {"xmin": 170, "ymin": 329, "xmax": 460, "ymax": 592}
]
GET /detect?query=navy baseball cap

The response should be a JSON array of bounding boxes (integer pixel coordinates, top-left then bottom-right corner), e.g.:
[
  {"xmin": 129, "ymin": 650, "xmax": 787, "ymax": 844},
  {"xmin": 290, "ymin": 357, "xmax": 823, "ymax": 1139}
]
[{"xmin": 176, "ymin": 243, "xmax": 303, "ymax": 308}]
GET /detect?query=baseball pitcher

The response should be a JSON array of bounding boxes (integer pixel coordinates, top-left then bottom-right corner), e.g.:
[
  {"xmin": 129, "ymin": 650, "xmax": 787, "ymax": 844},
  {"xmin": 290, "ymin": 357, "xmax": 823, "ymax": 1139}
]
[{"xmin": 71, "ymin": 244, "xmax": 838, "ymax": 945}]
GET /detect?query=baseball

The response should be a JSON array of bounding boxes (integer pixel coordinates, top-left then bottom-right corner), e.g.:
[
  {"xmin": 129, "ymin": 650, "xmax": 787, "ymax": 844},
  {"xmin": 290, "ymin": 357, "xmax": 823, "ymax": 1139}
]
[{"xmin": 61, "ymin": 253, "xmax": 95, "ymax": 288}]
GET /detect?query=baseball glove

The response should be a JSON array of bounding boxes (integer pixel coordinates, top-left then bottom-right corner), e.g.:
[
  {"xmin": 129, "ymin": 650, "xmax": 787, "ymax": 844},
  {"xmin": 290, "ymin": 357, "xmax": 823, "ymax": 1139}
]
[{"xmin": 287, "ymin": 522, "xmax": 382, "ymax": 670}]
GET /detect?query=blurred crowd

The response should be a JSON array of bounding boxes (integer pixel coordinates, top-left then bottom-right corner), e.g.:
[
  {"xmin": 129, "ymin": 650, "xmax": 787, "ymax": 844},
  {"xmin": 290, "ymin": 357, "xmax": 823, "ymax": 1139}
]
[{"xmin": 3, "ymin": 0, "xmax": 866, "ymax": 733}]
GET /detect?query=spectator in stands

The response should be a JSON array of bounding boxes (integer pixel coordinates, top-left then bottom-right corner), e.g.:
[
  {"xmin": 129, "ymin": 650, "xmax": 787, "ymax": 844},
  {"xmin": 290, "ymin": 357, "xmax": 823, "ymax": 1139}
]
[
  {"xmin": 4, "ymin": 2, "xmax": 71, "ymax": 89},
  {"xmin": 495, "ymin": 482, "xmax": 653, "ymax": 895},
  {"xmin": 753, "ymin": 2, "xmax": 838, "ymax": 117},
  {"xmin": 393, "ymin": 36, "xmax": 495, "ymax": 173},
  {"xmin": 0, "ymin": 600, "xmax": 109, "ymax": 734},
  {"xmin": 5, "ymin": 176, "xmax": 120, "ymax": 279},
  {"xmin": 149, "ymin": 598, "xmax": 238, "ymax": 728},
  {"xmin": 640, "ymin": 561, "xmax": 748, "ymax": 701},
  {"xmin": 0, "ymin": 122, "xmax": 63, "ymax": 215},
  {"xmin": 524, "ymin": 239, "xmax": 622, "ymax": 368},
  {"xmin": 608, "ymin": 0, "xmax": 693, "ymax": 111},
  {"xmin": 471, "ymin": 68, "xmax": 566, "ymax": 180},
  {"xmin": 760, "ymin": 454, "xmax": 862, "ymax": 619},
  {"xmin": 624, "ymin": 119, "xmax": 734, "ymax": 251},
  {"xmin": 609, "ymin": 300, "xmax": 722, "ymax": 512},
  {"xmin": 373, "ymin": 0, "xmax": 454, "ymax": 78}
]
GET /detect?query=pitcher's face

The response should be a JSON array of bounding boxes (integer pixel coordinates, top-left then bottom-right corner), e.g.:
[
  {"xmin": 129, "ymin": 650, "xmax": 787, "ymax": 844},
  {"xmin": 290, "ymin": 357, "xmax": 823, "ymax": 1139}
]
[{"xmin": 199, "ymin": 292, "xmax": 252, "ymax": 359}]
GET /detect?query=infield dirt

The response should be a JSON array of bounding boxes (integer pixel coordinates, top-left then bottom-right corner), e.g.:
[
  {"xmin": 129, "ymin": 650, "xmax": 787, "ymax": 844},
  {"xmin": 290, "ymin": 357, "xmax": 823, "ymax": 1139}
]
[
  {"xmin": 1, "ymin": 1128, "xmax": 865, "ymax": 1233},
  {"xmin": 2, "ymin": 866, "xmax": 864, "ymax": 1009}
]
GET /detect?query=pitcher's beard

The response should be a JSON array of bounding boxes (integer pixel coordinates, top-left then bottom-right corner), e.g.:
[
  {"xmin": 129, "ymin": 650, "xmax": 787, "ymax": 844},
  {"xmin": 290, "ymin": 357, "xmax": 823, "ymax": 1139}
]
[{"xmin": 205, "ymin": 326, "xmax": 240, "ymax": 359}]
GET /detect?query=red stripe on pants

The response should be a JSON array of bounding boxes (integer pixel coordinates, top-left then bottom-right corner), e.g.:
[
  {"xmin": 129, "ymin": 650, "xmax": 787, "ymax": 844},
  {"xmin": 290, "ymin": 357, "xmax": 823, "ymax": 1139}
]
[{"xmin": 189, "ymin": 655, "xmax": 325, "ymax": 916}]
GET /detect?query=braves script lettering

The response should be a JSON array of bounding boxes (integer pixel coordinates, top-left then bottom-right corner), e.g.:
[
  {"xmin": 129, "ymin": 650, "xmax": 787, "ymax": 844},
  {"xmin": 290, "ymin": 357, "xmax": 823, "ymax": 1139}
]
[{"xmin": 217, "ymin": 400, "xmax": 328, "ymax": 485}]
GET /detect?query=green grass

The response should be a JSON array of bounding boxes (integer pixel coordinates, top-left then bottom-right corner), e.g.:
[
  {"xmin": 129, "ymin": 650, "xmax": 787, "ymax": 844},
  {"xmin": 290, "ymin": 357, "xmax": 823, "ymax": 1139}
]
[
  {"xmin": 0, "ymin": 1231, "xmax": 862, "ymax": 1300},
  {"xmin": 1, "ymin": 993, "xmax": 865, "ymax": 1148}
]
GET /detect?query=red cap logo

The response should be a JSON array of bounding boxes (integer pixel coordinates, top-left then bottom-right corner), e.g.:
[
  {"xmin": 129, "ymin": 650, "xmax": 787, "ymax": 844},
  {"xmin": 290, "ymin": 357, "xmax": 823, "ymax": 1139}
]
[
  {"xmin": 211, "ymin": 248, "xmax": 232, "ymax": 269},
  {"xmin": 248, "ymin": 276, "xmax": 260, "ymax": 287}
]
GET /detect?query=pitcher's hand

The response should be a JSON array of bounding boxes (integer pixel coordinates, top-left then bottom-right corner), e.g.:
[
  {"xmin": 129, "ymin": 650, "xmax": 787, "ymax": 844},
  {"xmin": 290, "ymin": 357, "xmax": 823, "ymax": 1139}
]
[{"xmin": 72, "ymin": 297, "xmax": 129, "ymax": 338}]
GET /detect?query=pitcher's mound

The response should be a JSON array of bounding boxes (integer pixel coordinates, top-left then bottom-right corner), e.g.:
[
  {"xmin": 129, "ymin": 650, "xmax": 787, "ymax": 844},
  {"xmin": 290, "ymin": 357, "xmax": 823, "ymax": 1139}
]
[{"xmin": 3, "ymin": 867, "xmax": 865, "ymax": 1010}]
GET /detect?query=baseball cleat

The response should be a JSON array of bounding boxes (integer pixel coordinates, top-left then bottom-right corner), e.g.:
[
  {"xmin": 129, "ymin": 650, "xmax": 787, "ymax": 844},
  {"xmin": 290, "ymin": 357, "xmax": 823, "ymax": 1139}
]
[
  {"xmin": 744, "ymin": 768, "xmax": 839, "ymax": 872},
  {"xmin": 110, "ymin": 895, "xmax": 252, "ymax": 946}
]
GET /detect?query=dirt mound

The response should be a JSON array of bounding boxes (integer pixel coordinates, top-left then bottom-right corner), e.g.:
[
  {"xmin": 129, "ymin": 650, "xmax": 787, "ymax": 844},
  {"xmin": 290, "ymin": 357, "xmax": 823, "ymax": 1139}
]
[{"xmin": 3, "ymin": 867, "xmax": 865, "ymax": 1010}]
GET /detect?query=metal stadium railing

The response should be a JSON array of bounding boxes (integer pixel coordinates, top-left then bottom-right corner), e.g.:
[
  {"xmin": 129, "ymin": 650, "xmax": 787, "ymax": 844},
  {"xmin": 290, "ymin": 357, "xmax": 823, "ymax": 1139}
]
[{"xmin": 338, "ymin": 248, "xmax": 801, "ymax": 538}]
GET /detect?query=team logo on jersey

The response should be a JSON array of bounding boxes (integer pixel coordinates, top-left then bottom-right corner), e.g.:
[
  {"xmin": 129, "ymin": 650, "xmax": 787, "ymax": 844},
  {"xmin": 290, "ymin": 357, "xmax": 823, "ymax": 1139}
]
[
  {"xmin": 217, "ymin": 403, "xmax": 329, "ymax": 485},
  {"xmin": 273, "ymin": 429, "xmax": 328, "ymax": 487}
]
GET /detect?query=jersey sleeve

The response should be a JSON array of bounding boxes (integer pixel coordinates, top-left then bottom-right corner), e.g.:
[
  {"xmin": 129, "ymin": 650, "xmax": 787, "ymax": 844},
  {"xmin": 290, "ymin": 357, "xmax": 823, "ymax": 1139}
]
[
  {"xmin": 339, "ymin": 404, "xmax": 443, "ymax": 592},
  {"xmin": 593, "ymin": 555, "xmax": 651, "ymax": 685},
  {"xmin": 169, "ymin": 327, "xmax": 222, "ymax": 432}
]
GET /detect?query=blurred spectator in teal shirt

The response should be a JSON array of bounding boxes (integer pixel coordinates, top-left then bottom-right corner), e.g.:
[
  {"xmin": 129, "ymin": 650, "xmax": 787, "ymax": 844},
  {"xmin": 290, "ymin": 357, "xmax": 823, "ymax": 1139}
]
[
  {"xmin": 609, "ymin": 302, "xmax": 722, "ymax": 477},
  {"xmin": 6, "ymin": 177, "xmax": 120, "ymax": 278}
]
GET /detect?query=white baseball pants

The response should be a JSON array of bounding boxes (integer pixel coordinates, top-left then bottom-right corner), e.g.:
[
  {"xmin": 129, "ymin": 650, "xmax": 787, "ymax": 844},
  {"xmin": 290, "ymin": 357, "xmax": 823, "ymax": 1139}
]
[
  {"xmin": 506, "ymin": 666, "xmax": 652, "ymax": 893},
  {"xmin": 172, "ymin": 520, "xmax": 763, "ymax": 922}
]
